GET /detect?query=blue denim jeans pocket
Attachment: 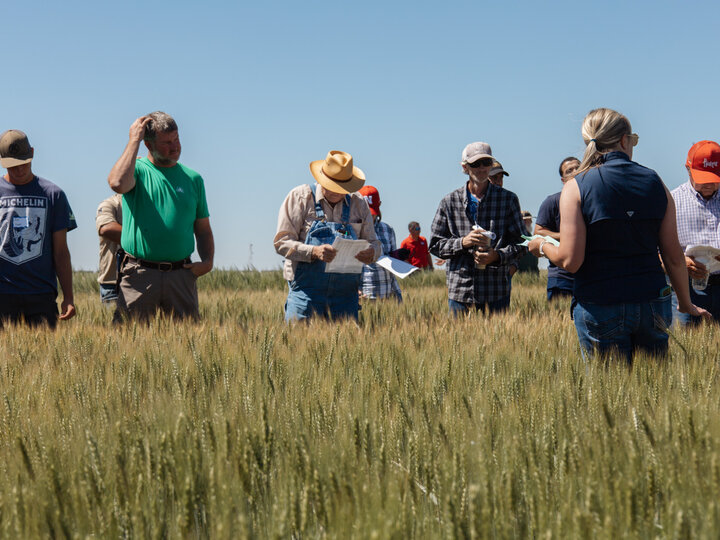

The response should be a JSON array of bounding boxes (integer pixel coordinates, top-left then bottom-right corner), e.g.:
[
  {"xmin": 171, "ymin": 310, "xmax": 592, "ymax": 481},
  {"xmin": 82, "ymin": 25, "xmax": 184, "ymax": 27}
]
[
  {"xmin": 580, "ymin": 303, "xmax": 625, "ymax": 339},
  {"xmin": 649, "ymin": 294, "xmax": 672, "ymax": 333}
]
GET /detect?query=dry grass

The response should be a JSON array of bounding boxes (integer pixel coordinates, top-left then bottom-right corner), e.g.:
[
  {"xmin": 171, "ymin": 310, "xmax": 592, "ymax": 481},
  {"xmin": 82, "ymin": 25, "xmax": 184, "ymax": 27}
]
[{"xmin": 0, "ymin": 270, "xmax": 719, "ymax": 538}]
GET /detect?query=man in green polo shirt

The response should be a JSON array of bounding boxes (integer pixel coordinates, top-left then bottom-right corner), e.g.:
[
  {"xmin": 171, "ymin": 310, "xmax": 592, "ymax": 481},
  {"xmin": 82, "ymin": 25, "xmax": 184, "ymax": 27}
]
[{"xmin": 107, "ymin": 111, "xmax": 214, "ymax": 320}]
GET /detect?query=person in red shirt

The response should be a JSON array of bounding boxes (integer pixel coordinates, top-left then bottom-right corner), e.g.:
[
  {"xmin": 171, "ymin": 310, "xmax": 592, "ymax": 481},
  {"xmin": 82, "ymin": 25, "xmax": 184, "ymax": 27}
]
[{"xmin": 401, "ymin": 221, "xmax": 434, "ymax": 270}]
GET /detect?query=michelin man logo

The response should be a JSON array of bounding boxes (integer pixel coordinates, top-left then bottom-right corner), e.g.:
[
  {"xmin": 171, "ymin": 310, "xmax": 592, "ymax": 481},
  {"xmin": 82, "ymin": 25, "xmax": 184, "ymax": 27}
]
[{"xmin": 0, "ymin": 197, "xmax": 47, "ymax": 264}]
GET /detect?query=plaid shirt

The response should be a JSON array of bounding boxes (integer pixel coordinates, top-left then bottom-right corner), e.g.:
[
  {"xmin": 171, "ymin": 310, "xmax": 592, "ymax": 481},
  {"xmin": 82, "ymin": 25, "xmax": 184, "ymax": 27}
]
[
  {"xmin": 362, "ymin": 220, "xmax": 402, "ymax": 299},
  {"xmin": 672, "ymin": 181, "xmax": 720, "ymax": 273},
  {"xmin": 430, "ymin": 182, "xmax": 526, "ymax": 303}
]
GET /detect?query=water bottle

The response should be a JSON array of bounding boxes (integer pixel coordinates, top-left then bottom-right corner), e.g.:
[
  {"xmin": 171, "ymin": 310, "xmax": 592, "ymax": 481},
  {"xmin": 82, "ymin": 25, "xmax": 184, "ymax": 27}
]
[
  {"xmin": 473, "ymin": 221, "xmax": 496, "ymax": 270},
  {"xmin": 692, "ymin": 273, "xmax": 709, "ymax": 291}
]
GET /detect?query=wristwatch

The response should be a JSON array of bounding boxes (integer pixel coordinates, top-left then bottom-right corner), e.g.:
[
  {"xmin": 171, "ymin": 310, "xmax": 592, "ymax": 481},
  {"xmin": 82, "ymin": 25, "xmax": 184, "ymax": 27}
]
[{"xmin": 538, "ymin": 240, "xmax": 549, "ymax": 258}]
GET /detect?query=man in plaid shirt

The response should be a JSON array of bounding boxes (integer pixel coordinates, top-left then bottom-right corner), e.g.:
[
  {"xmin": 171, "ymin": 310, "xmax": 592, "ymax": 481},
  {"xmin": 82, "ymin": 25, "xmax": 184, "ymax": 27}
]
[
  {"xmin": 670, "ymin": 140, "xmax": 720, "ymax": 324},
  {"xmin": 359, "ymin": 185, "xmax": 402, "ymax": 300},
  {"xmin": 430, "ymin": 142, "xmax": 526, "ymax": 315}
]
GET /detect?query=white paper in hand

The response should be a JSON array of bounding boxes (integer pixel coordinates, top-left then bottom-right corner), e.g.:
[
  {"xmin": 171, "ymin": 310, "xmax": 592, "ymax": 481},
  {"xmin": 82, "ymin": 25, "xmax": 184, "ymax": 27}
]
[
  {"xmin": 325, "ymin": 238, "xmax": 370, "ymax": 274},
  {"xmin": 685, "ymin": 245, "xmax": 720, "ymax": 274},
  {"xmin": 519, "ymin": 234, "xmax": 560, "ymax": 247}
]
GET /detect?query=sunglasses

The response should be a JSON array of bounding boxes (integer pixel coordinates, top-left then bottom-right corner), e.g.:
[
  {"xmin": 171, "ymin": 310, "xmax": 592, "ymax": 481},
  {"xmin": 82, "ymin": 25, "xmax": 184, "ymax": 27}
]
[
  {"xmin": 627, "ymin": 133, "xmax": 639, "ymax": 147},
  {"xmin": 468, "ymin": 158, "xmax": 493, "ymax": 168}
]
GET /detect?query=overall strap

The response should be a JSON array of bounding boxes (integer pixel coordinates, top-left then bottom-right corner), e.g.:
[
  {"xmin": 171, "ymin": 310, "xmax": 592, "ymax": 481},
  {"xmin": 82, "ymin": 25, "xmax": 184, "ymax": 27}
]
[
  {"xmin": 341, "ymin": 195, "xmax": 352, "ymax": 224},
  {"xmin": 309, "ymin": 183, "xmax": 325, "ymax": 220}
]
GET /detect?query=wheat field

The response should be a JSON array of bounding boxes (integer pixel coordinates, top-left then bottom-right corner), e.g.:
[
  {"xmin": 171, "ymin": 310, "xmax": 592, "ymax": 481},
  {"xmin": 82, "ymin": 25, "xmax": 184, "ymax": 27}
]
[{"xmin": 0, "ymin": 270, "xmax": 719, "ymax": 538}]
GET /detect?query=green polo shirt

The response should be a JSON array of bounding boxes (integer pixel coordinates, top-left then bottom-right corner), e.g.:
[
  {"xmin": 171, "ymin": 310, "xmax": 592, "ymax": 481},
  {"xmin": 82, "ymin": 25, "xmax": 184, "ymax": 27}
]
[{"xmin": 121, "ymin": 157, "xmax": 209, "ymax": 262}]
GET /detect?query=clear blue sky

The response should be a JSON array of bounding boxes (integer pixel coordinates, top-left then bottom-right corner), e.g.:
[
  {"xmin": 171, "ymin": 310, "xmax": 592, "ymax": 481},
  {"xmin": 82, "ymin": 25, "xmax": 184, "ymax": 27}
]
[{"xmin": 5, "ymin": 0, "xmax": 720, "ymax": 270}]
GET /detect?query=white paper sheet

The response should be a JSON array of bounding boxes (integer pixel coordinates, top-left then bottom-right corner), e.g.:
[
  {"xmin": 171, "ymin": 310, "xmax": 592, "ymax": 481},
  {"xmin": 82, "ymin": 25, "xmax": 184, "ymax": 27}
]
[
  {"xmin": 519, "ymin": 234, "xmax": 560, "ymax": 247},
  {"xmin": 375, "ymin": 256, "xmax": 420, "ymax": 279},
  {"xmin": 324, "ymin": 238, "xmax": 370, "ymax": 274}
]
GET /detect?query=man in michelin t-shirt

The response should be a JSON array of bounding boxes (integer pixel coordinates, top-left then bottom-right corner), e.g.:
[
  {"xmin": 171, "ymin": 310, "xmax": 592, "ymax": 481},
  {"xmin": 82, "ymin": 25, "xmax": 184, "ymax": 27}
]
[{"xmin": 0, "ymin": 129, "xmax": 76, "ymax": 327}]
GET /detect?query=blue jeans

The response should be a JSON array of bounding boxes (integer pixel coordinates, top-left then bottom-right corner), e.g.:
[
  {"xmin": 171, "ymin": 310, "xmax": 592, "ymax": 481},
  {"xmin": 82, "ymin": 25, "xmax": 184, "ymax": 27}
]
[
  {"xmin": 672, "ymin": 278, "xmax": 720, "ymax": 326},
  {"xmin": 572, "ymin": 295, "xmax": 672, "ymax": 363},
  {"xmin": 285, "ymin": 274, "xmax": 360, "ymax": 322},
  {"xmin": 99, "ymin": 283, "xmax": 118, "ymax": 303},
  {"xmin": 547, "ymin": 287, "xmax": 573, "ymax": 301},
  {"xmin": 448, "ymin": 296, "xmax": 510, "ymax": 317}
]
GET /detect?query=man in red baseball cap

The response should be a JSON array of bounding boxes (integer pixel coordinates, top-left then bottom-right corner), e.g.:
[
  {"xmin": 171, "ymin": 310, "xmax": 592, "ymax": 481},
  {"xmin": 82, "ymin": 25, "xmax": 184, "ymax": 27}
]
[{"xmin": 669, "ymin": 140, "xmax": 720, "ymax": 324}]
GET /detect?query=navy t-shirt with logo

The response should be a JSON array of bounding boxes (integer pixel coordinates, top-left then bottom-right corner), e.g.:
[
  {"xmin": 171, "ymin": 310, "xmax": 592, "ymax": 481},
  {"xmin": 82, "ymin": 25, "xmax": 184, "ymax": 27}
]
[{"xmin": 0, "ymin": 176, "xmax": 77, "ymax": 295}]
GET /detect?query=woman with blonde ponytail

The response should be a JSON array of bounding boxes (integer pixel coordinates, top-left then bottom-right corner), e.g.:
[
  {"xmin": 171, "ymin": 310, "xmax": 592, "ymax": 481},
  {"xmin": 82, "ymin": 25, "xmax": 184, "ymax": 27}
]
[{"xmin": 529, "ymin": 108, "xmax": 709, "ymax": 363}]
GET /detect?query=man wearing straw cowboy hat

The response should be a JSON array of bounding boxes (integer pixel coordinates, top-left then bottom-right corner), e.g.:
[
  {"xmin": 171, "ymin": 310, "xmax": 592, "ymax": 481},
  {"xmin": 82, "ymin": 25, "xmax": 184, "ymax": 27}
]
[{"xmin": 275, "ymin": 150, "xmax": 381, "ymax": 321}]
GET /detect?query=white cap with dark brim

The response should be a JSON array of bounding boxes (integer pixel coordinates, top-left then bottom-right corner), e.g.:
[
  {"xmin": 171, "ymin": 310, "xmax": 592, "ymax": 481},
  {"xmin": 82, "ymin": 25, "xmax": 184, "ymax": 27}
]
[{"xmin": 461, "ymin": 142, "xmax": 493, "ymax": 164}]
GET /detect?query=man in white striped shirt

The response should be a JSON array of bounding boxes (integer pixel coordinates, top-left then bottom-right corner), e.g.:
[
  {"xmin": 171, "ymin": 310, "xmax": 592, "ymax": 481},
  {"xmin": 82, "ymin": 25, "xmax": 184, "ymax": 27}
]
[{"xmin": 671, "ymin": 140, "xmax": 720, "ymax": 324}]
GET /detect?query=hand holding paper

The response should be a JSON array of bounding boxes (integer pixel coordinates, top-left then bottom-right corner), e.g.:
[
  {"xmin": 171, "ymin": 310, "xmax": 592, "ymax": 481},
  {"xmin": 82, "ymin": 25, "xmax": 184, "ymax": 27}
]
[
  {"xmin": 312, "ymin": 244, "xmax": 337, "ymax": 263},
  {"xmin": 324, "ymin": 238, "xmax": 370, "ymax": 273},
  {"xmin": 355, "ymin": 247, "xmax": 375, "ymax": 265},
  {"xmin": 519, "ymin": 234, "xmax": 560, "ymax": 247},
  {"xmin": 685, "ymin": 245, "xmax": 720, "ymax": 276}
]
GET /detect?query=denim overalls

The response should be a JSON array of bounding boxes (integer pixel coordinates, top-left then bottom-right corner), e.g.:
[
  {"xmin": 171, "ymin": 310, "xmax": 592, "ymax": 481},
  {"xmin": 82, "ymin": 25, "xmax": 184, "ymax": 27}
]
[{"xmin": 285, "ymin": 184, "xmax": 362, "ymax": 321}]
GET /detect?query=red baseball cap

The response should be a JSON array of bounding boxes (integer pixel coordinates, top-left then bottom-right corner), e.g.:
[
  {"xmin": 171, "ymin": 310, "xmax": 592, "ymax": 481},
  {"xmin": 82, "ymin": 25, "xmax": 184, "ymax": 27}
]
[
  {"xmin": 686, "ymin": 140, "xmax": 720, "ymax": 184},
  {"xmin": 359, "ymin": 185, "xmax": 381, "ymax": 216}
]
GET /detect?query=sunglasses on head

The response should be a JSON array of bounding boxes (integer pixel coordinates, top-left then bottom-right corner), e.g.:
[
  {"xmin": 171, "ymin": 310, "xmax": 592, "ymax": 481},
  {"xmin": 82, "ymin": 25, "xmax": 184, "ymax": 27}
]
[{"xmin": 468, "ymin": 158, "xmax": 493, "ymax": 168}]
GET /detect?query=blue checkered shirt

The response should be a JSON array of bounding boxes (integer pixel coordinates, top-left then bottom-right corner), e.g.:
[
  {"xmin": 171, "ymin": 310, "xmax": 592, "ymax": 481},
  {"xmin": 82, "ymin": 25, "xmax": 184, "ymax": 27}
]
[
  {"xmin": 672, "ymin": 181, "xmax": 720, "ymax": 273},
  {"xmin": 361, "ymin": 220, "xmax": 402, "ymax": 300},
  {"xmin": 430, "ymin": 182, "xmax": 526, "ymax": 303}
]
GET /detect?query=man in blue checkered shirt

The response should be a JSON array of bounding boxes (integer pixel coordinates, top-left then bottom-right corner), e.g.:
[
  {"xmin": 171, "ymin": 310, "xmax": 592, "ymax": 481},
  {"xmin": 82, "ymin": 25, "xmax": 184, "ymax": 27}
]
[
  {"xmin": 359, "ymin": 185, "xmax": 402, "ymax": 301},
  {"xmin": 670, "ymin": 140, "xmax": 720, "ymax": 324},
  {"xmin": 430, "ymin": 142, "xmax": 526, "ymax": 316}
]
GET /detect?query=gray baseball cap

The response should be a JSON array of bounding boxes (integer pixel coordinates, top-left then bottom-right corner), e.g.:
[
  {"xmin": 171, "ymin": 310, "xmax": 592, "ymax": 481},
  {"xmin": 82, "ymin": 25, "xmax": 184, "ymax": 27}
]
[
  {"xmin": 461, "ymin": 142, "xmax": 493, "ymax": 164},
  {"xmin": 0, "ymin": 130, "xmax": 33, "ymax": 168}
]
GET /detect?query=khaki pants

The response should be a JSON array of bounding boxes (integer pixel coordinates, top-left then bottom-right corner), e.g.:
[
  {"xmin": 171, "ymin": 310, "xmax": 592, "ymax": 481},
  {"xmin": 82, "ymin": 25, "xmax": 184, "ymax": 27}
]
[{"xmin": 115, "ymin": 258, "xmax": 199, "ymax": 320}]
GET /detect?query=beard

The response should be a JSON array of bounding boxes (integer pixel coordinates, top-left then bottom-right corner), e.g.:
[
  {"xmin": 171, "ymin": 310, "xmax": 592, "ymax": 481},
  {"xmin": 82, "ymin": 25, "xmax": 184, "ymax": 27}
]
[{"xmin": 150, "ymin": 148, "xmax": 179, "ymax": 167}]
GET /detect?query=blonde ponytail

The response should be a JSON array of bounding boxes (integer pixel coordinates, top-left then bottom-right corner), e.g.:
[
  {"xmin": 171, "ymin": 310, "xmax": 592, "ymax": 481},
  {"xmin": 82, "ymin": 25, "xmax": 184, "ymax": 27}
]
[{"xmin": 576, "ymin": 108, "xmax": 631, "ymax": 175}]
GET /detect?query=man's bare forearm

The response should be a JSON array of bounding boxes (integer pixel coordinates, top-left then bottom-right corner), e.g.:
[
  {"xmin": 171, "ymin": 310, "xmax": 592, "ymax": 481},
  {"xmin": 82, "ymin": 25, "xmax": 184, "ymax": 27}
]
[
  {"xmin": 108, "ymin": 140, "xmax": 141, "ymax": 193},
  {"xmin": 109, "ymin": 116, "xmax": 151, "ymax": 193},
  {"xmin": 55, "ymin": 252, "xmax": 73, "ymax": 303},
  {"xmin": 196, "ymin": 230, "xmax": 215, "ymax": 267},
  {"xmin": 52, "ymin": 235, "xmax": 74, "ymax": 305},
  {"xmin": 534, "ymin": 224, "xmax": 561, "ymax": 241},
  {"xmin": 99, "ymin": 222, "xmax": 122, "ymax": 244}
]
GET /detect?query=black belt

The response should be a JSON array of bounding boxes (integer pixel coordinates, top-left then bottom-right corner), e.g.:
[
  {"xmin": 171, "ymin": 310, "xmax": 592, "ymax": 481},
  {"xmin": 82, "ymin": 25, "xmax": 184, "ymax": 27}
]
[
  {"xmin": 709, "ymin": 274, "xmax": 720, "ymax": 286},
  {"xmin": 124, "ymin": 254, "xmax": 190, "ymax": 272}
]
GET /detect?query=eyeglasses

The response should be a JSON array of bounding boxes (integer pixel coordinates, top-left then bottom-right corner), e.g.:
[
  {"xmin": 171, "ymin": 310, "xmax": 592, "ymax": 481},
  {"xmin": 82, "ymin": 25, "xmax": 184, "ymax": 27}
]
[
  {"xmin": 468, "ymin": 158, "xmax": 493, "ymax": 168},
  {"xmin": 627, "ymin": 133, "xmax": 639, "ymax": 147},
  {"xmin": 412, "ymin": 227, "xmax": 420, "ymax": 231}
]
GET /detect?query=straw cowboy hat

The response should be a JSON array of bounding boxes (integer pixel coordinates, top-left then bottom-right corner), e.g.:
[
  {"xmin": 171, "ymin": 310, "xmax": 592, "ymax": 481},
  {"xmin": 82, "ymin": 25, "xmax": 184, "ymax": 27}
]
[{"xmin": 310, "ymin": 150, "xmax": 366, "ymax": 194}]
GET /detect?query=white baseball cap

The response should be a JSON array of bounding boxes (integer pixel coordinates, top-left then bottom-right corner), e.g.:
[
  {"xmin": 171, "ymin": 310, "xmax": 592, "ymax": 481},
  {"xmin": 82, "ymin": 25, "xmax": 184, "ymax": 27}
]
[{"xmin": 461, "ymin": 142, "xmax": 493, "ymax": 164}]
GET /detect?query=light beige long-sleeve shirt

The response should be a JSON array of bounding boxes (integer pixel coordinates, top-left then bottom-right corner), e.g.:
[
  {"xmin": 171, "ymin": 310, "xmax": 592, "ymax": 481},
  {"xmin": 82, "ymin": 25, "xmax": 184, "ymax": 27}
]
[
  {"xmin": 274, "ymin": 183, "xmax": 381, "ymax": 280},
  {"xmin": 95, "ymin": 194, "xmax": 123, "ymax": 285}
]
